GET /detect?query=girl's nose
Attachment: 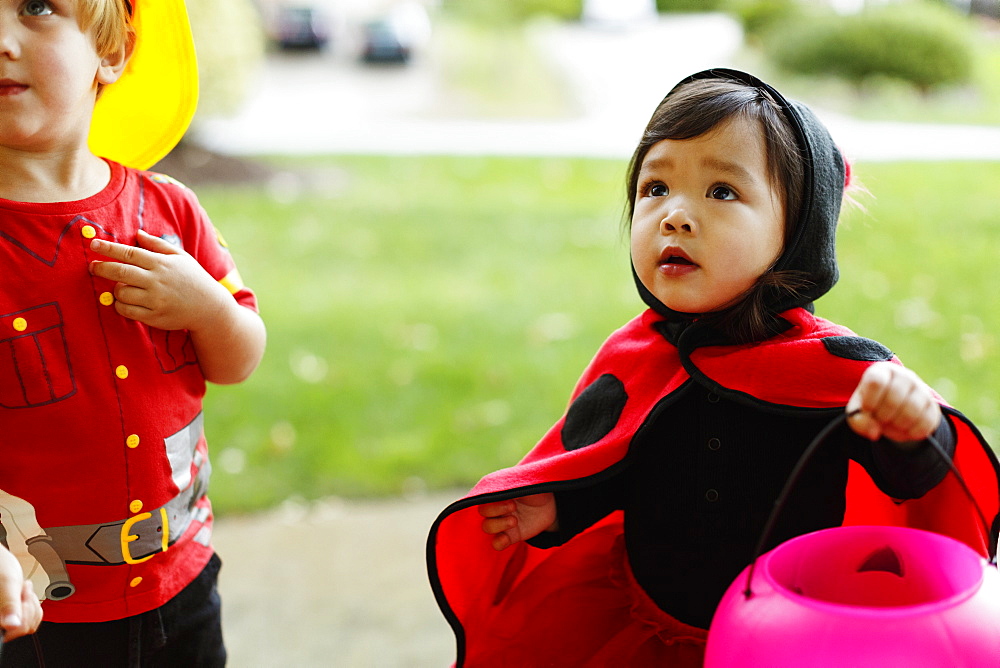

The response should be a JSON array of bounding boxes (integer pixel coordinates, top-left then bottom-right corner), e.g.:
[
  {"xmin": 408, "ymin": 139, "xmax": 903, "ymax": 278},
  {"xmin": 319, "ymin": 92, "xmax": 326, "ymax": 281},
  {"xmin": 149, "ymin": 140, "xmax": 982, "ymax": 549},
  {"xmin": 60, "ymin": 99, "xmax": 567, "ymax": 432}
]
[{"xmin": 660, "ymin": 207, "xmax": 695, "ymax": 234}]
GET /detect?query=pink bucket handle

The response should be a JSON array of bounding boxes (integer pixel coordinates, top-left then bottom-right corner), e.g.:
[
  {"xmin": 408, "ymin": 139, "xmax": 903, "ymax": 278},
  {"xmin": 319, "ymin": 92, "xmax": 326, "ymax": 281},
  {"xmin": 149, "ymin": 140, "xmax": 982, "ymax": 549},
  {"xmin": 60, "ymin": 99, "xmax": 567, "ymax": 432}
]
[{"xmin": 743, "ymin": 410, "xmax": 996, "ymax": 599}]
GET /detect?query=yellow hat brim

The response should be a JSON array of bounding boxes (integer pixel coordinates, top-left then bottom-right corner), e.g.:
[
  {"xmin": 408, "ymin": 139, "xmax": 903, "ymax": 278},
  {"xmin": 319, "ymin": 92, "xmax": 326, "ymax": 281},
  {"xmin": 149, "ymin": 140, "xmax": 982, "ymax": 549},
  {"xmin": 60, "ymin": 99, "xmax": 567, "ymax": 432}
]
[{"xmin": 88, "ymin": 0, "xmax": 199, "ymax": 170}]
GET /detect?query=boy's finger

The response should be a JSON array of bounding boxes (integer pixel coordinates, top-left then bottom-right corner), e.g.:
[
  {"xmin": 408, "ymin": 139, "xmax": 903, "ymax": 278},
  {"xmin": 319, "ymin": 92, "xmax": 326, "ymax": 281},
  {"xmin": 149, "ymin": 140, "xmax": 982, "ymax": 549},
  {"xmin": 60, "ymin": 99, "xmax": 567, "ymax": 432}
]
[
  {"xmin": 21, "ymin": 581, "xmax": 40, "ymax": 627},
  {"xmin": 90, "ymin": 238, "xmax": 155, "ymax": 268},
  {"xmin": 113, "ymin": 283, "xmax": 150, "ymax": 309},
  {"xmin": 0, "ymin": 607, "xmax": 21, "ymax": 632},
  {"xmin": 0, "ymin": 576, "xmax": 23, "ymax": 632},
  {"xmin": 113, "ymin": 300, "xmax": 154, "ymax": 324},
  {"xmin": 89, "ymin": 260, "xmax": 151, "ymax": 288},
  {"xmin": 136, "ymin": 229, "xmax": 182, "ymax": 255}
]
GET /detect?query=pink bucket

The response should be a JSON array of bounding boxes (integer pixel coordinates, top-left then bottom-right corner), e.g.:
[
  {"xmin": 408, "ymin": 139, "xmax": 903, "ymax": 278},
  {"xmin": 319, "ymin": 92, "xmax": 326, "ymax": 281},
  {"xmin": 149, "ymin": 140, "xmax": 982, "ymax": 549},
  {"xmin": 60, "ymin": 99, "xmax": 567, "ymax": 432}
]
[{"xmin": 705, "ymin": 525, "xmax": 1000, "ymax": 666}]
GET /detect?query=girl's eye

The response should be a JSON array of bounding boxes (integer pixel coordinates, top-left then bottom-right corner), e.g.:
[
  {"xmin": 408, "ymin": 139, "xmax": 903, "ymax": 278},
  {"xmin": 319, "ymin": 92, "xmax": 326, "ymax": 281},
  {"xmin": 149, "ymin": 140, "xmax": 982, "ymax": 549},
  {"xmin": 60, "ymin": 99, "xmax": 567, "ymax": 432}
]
[
  {"xmin": 647, "ymin": 183, "xmax": 668, "ymax": 197},
  {"xmin": 709, "ymin": 185, "xmax": 736, "ymax": 200},
  {"xmin": 23, "ymin": 1, "xmax": 53, "ymax": 16}
]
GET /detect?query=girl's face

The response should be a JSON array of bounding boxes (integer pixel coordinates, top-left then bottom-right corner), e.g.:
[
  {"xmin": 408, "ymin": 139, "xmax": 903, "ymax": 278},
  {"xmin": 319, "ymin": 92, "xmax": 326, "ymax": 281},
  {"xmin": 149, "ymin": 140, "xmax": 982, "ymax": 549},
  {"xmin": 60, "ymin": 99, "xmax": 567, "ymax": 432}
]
[{"xmin": 630, "ymin": 115, "xmax": 785, "ymax": 315}]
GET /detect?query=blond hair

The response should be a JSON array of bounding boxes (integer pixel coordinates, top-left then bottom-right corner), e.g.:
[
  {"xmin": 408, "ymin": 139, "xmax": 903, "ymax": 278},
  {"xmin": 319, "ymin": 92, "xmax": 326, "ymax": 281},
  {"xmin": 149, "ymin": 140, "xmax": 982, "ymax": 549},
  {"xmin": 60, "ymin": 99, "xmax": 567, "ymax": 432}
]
[{"xmin": 77, "ymin": 0, "xmax": 135, "ymax": 60}]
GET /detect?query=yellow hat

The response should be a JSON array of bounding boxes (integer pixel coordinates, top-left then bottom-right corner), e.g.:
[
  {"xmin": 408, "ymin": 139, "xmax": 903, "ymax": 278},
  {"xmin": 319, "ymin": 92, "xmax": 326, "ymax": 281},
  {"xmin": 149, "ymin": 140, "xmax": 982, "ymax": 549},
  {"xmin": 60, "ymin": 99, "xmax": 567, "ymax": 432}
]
[{"xmin": 88, "ymin": 0, "xmax": 199, "ymax": 170}]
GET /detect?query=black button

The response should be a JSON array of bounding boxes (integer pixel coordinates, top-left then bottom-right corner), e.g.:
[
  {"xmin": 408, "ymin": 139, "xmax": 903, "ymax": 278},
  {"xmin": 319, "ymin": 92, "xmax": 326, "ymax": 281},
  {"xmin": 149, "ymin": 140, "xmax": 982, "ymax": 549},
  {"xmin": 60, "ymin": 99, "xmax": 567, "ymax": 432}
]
[
  {"xmin": 708, "ymin": 438, "xmax": 721, "ymax": 451},
  {"xmin": 705, "ymin": 489, "xmax": 720, "ymax": 502},
  {"xmin": 707, "ymin": 392, "xmax": 720, "ymax": 403}
]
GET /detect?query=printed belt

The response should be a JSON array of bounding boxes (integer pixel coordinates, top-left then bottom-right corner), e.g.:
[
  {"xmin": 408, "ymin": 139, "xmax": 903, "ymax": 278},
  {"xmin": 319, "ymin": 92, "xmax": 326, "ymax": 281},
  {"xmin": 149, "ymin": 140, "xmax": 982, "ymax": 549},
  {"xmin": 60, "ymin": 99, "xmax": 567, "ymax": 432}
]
[{"xmin": 45, "ymin": 502, "xmax": 210, "ymax": 566}]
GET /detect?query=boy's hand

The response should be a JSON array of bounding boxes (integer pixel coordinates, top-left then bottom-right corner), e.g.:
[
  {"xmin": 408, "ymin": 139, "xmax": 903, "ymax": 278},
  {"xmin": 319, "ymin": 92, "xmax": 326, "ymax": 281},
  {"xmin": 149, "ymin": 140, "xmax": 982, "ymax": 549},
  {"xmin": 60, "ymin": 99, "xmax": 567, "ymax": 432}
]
[
  {"xmin": 847, "ymin": 362, "xmax": 941, "ymax": 443},
  {"xmin": 89, "ymin": 230, "xmax": 265, "ymax": 384},
  {"xmin": 0, "ymin": 547, "xmax": 42, "ymax": 641},
  {"xmin": 89, "ymin": 230, "xmax": 232, "ymax": 333},
  {"xmin": 479, "ymin": 493, "xmax": 557, "ymax": 551}
]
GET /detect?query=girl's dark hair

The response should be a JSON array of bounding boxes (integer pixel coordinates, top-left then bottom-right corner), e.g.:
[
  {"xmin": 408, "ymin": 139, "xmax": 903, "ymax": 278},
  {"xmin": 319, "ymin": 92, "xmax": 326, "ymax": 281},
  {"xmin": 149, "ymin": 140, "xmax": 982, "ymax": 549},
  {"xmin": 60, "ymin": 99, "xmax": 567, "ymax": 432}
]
[{"xmin": 625, "ymin": 78, "xmax": 812, "ymax": 344}]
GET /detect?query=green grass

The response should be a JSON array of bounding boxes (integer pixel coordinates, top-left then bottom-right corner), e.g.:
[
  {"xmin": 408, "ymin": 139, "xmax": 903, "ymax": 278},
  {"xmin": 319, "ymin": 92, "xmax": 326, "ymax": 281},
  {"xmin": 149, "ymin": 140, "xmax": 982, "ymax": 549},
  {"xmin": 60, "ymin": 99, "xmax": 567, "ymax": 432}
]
[
  {"xmin": 198, "ymin": 156, "xmax": 1000, "ymax": 515},
  {"xmin": 821, "ymin": 161, "xmax": 1000, "ymax": 429},
  {"xmin": 200, "ymin": 156, "xmax": 633, "ymax": 514}
]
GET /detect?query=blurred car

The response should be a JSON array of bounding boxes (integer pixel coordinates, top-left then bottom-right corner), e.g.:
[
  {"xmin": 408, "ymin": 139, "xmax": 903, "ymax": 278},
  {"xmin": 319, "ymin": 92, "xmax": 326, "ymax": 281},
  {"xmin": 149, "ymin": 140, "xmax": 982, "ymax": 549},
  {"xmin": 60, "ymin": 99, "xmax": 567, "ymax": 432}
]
[
  {"xmin": 360, "ymin": 19, "xmax": 411, "ymax": 64},
  {"xmin": 273, "ymin": 6, "xmax": 330, "ymax": 51}
]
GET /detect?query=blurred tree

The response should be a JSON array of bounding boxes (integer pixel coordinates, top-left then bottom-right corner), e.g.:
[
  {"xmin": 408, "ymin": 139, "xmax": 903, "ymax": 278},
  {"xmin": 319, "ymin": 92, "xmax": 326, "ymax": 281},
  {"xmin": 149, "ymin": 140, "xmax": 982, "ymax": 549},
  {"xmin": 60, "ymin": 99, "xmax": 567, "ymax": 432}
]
[{"xmin": 186, "ymin": 0, "xmax": 266, "ymax": 121}]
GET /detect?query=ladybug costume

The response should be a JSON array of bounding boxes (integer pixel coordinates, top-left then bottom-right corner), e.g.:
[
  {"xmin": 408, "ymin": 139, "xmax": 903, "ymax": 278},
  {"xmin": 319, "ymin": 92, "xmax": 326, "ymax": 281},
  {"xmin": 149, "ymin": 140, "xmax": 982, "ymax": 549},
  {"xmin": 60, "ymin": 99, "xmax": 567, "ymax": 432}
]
[{"xmin": 427, "ymin": 70, "xmax": 1000, "ymax": 667}]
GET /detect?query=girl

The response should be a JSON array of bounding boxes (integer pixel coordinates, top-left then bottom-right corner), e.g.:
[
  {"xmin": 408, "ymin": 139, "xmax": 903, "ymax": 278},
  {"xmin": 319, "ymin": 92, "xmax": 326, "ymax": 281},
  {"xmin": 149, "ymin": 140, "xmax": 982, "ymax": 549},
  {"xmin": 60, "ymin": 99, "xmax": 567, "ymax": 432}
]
[{"xmin": 427, "ymin": 69, "xmax": 1000, "ymax": 667}]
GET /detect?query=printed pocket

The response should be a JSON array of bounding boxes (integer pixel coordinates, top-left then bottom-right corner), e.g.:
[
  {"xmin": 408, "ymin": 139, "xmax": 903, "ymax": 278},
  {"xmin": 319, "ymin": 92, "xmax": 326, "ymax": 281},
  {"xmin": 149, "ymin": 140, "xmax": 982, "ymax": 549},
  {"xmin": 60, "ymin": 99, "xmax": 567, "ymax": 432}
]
[
  {"xmin": 148, "ymin": 327, "xmax": 198, "ymax": 373},
  {"xmin": 0, "ymin": 304, "xmax": 75, "ymax": 409}
]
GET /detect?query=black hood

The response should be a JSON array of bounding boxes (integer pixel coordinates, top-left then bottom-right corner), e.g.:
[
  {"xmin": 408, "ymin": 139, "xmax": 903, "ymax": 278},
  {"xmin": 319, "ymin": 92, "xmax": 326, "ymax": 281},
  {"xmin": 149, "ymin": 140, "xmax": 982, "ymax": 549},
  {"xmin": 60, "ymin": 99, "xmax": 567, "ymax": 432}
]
[{"xmin": 633, "ymin": 68, "xmax": 846, "ymax": 342}]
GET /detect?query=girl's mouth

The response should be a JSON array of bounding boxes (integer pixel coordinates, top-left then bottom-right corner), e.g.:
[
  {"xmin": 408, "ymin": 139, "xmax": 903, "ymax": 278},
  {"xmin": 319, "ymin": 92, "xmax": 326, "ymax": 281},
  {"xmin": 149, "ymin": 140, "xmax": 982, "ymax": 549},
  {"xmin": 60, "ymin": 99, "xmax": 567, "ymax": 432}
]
[
  {"xmin": 657, "ymin": 247, "xmax": 698, "ymax": 276},
  {"xmin": 658, "ymin": 246, "xmax": 696, "ymax": 266}
]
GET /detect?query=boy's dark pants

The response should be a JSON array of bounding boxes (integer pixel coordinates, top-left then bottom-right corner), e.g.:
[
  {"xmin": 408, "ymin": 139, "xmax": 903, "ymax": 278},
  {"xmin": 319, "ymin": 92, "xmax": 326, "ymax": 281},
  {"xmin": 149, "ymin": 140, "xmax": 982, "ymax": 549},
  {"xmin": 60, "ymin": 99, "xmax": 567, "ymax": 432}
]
[{"xmin": 0, "ymin": 553, "xmax": 225, "ymax": 667}]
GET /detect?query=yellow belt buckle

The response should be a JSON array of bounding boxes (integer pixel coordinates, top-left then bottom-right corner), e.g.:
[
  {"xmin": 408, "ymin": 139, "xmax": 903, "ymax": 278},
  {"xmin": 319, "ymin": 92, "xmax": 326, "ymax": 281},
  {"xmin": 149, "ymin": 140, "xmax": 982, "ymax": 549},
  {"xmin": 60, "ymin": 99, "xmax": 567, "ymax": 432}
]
[{"xmin": 120, "ymin": 508, "xmax": 170, "ymax": 565}]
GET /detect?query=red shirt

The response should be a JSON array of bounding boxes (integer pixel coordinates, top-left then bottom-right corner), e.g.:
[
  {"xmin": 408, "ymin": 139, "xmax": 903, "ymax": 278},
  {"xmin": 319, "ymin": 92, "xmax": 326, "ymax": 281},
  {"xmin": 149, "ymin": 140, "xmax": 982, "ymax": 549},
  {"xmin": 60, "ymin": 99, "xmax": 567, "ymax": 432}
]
[{"xmin": 0, "ymin": 161, "xmax": 257, "ymax": 622}]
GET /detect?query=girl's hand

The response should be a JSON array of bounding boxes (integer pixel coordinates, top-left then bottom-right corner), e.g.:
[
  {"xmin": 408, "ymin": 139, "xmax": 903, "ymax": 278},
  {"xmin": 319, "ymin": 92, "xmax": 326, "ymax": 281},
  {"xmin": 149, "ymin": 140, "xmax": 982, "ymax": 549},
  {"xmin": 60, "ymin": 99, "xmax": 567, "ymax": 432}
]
[
  {"xmin": 0, "ymin": 547, "xmax": 42, "ymax": 641},
  {"xmin": 847, "ymin": 362, "xmax": 941, "ymax": 443},
  {"xmin": 479, "ymin": 493, "xmax": 557, "ymax": 551},
  {"xmin": 89, "ymin": 230, "xmax": 233, "ymax": 334}
]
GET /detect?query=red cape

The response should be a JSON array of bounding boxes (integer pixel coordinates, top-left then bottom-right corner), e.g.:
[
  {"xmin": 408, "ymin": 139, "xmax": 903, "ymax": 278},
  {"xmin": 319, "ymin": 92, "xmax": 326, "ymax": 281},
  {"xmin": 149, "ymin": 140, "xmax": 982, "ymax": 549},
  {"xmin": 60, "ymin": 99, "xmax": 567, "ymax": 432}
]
[{"xmin": 428, "ymin": 308, "xmax": 1000, "ymax": 666}]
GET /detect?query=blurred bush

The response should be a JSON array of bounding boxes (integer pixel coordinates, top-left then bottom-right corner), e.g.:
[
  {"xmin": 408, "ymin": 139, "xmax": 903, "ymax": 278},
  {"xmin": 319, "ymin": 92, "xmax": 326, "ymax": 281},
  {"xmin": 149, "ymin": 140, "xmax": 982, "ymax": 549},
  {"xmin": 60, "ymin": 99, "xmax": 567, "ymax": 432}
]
[
  {"xmin": 766, "ymin": 1, "xmax": 974, "ymax": 91},
  {"xmin": 440, "ymin": 0, "xmax": 583, "ymax": 23},
  {"xmin": 186, "ymin": 0, "xmax": 266, "ymax": 120}
]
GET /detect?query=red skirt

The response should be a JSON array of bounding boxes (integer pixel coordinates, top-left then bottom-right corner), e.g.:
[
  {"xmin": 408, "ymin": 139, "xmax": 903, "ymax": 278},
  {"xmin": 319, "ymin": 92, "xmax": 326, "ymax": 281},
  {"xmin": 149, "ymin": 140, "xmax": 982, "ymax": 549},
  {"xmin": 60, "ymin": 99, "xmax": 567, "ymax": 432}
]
[{"xmin": 463, "ymin": 519, "xmax": 707, "ymax": 667}]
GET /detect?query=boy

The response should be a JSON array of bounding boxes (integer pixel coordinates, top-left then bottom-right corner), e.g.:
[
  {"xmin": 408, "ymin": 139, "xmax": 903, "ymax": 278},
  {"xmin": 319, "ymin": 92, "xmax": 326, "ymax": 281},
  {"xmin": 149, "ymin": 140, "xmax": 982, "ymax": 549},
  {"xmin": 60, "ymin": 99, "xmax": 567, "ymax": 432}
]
[{"xmin": 0, "ymin": 0, "xmax": 265, "ymax": 664}]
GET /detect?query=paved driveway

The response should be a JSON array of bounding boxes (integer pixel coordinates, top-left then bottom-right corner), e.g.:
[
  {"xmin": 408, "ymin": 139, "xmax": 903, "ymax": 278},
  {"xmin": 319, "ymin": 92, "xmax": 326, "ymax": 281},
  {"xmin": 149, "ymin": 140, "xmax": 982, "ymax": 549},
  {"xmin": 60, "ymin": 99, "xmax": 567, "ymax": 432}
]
[{"xmin": 213, "ymin": 493, "xmax": 457, "ymax": 667}]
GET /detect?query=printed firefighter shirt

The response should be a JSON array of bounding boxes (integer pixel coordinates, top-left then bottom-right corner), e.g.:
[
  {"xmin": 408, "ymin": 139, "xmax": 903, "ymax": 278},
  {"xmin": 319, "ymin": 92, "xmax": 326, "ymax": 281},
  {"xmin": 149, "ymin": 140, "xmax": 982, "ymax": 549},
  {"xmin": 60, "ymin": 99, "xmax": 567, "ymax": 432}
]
[{"xmin": 0, "ymin": 160, "xmax": 258, "ymax": 623}]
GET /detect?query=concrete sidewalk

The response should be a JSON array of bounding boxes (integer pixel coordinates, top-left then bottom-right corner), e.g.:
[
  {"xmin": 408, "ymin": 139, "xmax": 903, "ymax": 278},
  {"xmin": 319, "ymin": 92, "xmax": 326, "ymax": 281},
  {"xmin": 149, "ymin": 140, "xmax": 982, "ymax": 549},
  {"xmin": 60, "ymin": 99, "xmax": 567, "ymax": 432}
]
[{"xmin": 213, "ymin": 493, "xmax": 457, "ymax": 667}]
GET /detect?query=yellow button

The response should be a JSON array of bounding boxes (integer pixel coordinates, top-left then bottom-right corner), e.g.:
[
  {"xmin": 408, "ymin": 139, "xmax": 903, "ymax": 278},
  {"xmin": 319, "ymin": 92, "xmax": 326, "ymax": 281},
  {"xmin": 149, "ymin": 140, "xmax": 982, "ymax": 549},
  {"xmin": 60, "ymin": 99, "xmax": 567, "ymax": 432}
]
[
  {"xmin": 116, "ymin": 365, "xmax": 129, "ymax": 379},
  {"xmin": 81, "ymin": 225, "xmax": 96, "ymax": 239},
  {"xmin": 12, "ymin": 317, "xmax": 27, "ymax": 332},
  {"xmin": 130, "ymin": 577, "xmax": 143, "ymax": 588},
  {"xmin": 100, "ymin": 292, "xmax": 115, "ymax": 306},
  {"xmin": 126, "ymin": 434, "xmax": 140, "ymax": 449},
  {"xmin": 129, "ymin": 500, "xmax": 143, "ymax": 513}
]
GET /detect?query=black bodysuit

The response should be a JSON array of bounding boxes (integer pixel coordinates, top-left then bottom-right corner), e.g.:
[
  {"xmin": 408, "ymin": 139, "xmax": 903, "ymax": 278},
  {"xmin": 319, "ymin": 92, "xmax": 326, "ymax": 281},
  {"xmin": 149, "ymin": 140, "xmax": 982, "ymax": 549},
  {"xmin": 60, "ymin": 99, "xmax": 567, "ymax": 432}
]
[{"xmin": 536, "ymin": 383, "xmax": 955, "ymax": 628}]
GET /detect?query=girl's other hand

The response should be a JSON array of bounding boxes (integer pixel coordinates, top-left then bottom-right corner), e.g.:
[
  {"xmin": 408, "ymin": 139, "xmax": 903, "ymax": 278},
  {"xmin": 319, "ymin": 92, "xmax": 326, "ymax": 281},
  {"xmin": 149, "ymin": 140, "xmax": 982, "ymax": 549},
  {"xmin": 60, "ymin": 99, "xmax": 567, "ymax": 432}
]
[
  {"xmin": 479, "ymin": 493, "xmax": 557, "ymax": 551},
  {"xmin": 846, "ymin": 362, "xmax": 941, "ymax": 443}
]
